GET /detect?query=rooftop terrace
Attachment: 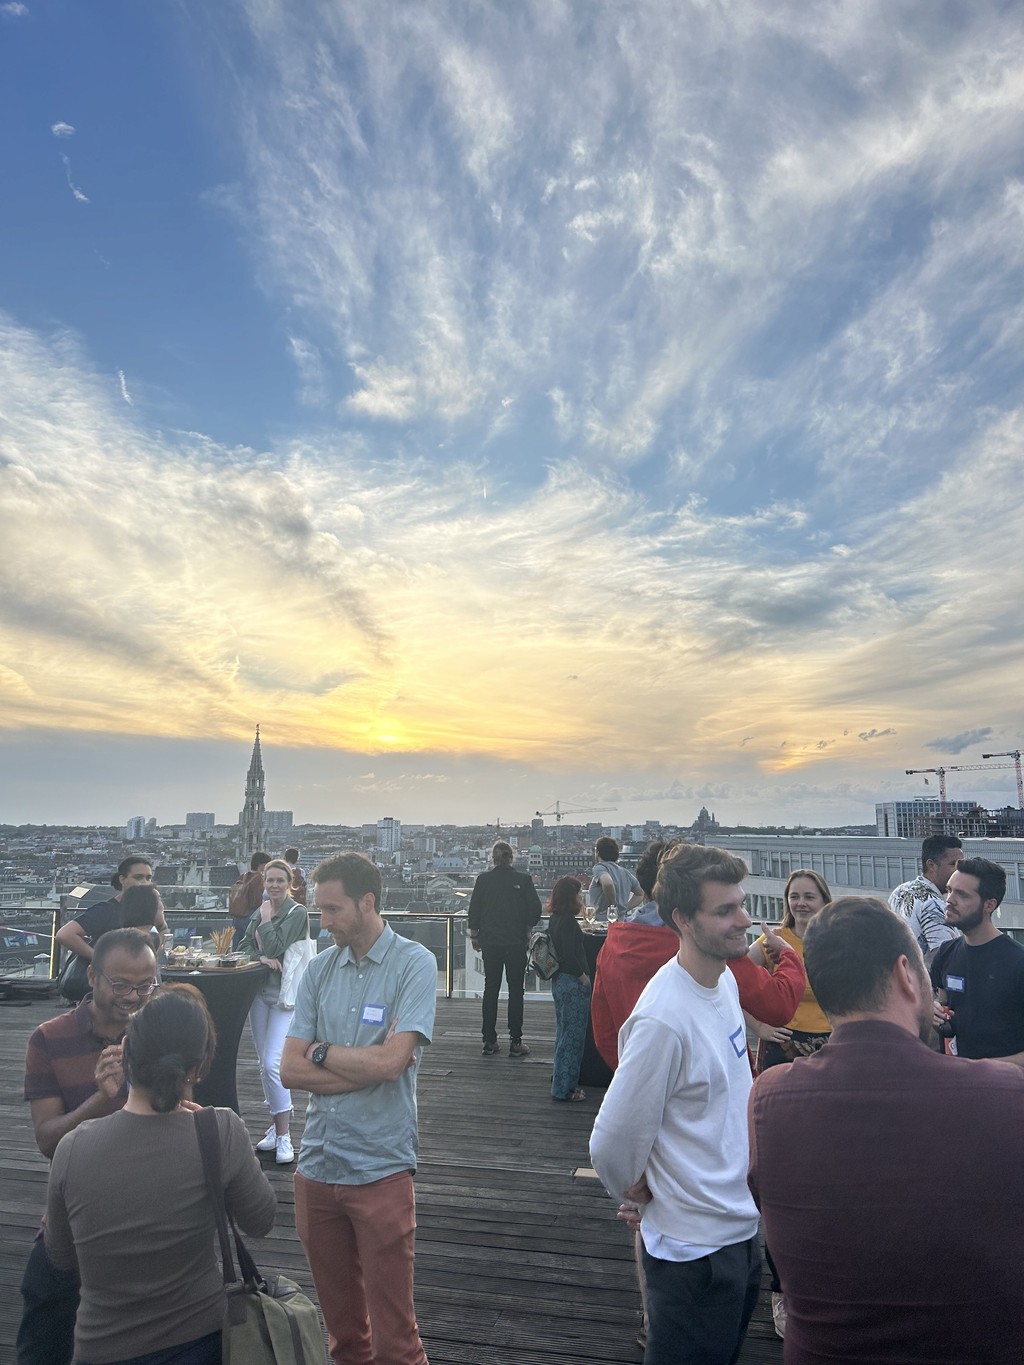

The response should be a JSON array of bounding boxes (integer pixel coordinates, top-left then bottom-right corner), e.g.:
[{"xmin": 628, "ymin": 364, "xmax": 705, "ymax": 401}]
[{"xmin": 0, "ymin": 996, "xmax": 782, "ymax": 1364}]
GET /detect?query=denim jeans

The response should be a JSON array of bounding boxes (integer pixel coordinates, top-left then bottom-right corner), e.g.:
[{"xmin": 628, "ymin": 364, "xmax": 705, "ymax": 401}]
[
  {"xmin": 80, "ymin": 1331, "xmax": 221, "ymax": 1365},
  {"xmin": 18, "ymin": 1234, "xmax": 79, "ymax": 1365}
]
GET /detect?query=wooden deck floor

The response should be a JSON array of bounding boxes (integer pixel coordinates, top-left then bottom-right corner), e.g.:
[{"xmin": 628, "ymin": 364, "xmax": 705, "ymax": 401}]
[{"xmin": 0, "ymin": 995, "xmax": 783, "ymax": 1365}]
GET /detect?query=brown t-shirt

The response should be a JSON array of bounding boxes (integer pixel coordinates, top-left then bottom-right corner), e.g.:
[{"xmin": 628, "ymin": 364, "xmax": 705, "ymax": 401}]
[{"xmin": 46, "ymin": 1106, "xmax": 276, "ymax": 1363}]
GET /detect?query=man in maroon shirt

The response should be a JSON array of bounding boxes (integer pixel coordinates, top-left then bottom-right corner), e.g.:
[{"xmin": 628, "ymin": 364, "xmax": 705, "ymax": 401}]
[
  {"xmin": 748, "ymin": 896, "xmax": 1024, "ymax": 1364},
  {"xmin": 18, "ymin": 929, "xmax": 158, "ymax": 1365}
]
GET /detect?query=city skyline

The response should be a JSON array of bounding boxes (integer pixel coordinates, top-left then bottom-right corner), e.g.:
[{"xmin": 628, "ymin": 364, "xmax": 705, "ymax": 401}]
[{"xmin": 2, "ymin": 3, "xmax": 1023, "ymax": 828}]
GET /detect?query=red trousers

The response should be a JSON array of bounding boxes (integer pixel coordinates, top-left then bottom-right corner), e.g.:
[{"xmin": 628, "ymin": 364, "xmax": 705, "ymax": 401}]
[{"xmin": 294, "ymin": 1169, "xmax": 428, "ymax": 1365}]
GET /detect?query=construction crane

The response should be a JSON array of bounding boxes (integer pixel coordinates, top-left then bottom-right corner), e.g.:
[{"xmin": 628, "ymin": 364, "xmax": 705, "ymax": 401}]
[
  {"xmin": 535, "ymin": 801, "xmax": 617, "ymax": 851},
  {"xmin": 905, "ymin": 768, "xmax": 949, "ymax": 815},
  {"xmin": 485, "ymin": 816, "xmax": 530, "ymax": 838},
  {"xmin": 906, "ymin": 755, "xmax": 1024, "ymax": 816},
  {"xmin": 982, "ymin": 751, "xmax": 1024, "ymax": 810}
]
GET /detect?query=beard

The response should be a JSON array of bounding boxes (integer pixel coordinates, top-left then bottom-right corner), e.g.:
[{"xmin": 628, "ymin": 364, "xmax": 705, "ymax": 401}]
[
  {"xmin": 946, "ymin": 905, "xmax": 984, "ymax": 934},
  {"xmin": 690, "ymin": 920, "xmax": 750, "ymax": 961}
]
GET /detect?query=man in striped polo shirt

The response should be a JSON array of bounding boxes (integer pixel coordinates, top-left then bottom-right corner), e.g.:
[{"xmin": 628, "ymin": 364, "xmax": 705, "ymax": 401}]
[{"xmin": 18, "ymin": 928, "xmax": 158, "ymax": 1365}]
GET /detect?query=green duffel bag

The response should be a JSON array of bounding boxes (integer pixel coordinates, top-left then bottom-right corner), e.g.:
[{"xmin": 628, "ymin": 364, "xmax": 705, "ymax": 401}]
[{"xmin": 222, "ymin": 1261, "xmax": 324, "ymax": 1364}]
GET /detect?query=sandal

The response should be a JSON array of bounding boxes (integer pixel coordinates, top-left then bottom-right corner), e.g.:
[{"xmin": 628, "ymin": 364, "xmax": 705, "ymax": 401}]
[{"xmin": 569, "ymin": 1088, "xmax": 586, "ymax": 1102}]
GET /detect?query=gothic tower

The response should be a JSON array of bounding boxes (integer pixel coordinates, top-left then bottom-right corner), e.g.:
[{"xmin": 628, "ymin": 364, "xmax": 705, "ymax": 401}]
[{"xmin": 238, "ymin": 726, "xmax": 266, "ymax": 860}]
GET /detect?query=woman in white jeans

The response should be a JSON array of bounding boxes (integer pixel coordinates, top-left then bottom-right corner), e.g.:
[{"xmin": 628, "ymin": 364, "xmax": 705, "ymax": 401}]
[{"xmin": 240, "ymin": 858, "xmax": 309, "ymax": 1164}]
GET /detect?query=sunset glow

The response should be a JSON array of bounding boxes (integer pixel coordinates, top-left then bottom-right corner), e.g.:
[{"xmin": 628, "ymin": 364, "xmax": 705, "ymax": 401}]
[{"xmin": 1, "ymin": 2, "xmax": 1021, "ymax": 826}]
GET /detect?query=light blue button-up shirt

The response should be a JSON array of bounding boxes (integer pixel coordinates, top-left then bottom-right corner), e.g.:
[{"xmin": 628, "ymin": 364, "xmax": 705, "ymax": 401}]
[{"xmin": 287, "ymin": 924, "xmax": 437, "ymax": 1185}]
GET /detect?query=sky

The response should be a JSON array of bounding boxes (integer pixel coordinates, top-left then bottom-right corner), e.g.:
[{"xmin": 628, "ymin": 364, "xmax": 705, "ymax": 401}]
[{"xmin": 1, "ymin": 0, "xmax": 1023, "ymax": 830}]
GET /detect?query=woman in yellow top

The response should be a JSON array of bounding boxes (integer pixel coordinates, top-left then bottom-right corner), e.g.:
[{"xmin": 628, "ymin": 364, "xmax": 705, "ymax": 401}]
[{"xmin": 747, "ymin": 868, "xmax": 832, "ymax": 1068}]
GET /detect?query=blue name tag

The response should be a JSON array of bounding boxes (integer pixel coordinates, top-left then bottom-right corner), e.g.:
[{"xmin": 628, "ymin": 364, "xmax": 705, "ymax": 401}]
[
  {"xmin": 945, "ymin": 975, "xmax": 966, "ymax": 994},
  {"xmin": 729, "ymin": 1024, "xmax": 746, "ymax": 1058},
  {"xmin": 361, "ymin": 1003, "xmax": 387, "ymax": 1026}
]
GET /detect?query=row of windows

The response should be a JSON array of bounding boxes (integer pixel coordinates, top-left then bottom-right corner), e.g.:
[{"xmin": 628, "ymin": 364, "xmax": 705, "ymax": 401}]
[
  {"xmin": 755, "ymin": 852, "xmax": 921, "ymax": 888},
  {"xmin": 749, "ymin": 861, "xmax": 1024, "ymax": 903}
]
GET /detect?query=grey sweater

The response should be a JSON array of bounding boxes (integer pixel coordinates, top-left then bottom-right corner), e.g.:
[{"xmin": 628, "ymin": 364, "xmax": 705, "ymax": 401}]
[{"xmin": 46, "ymin": 1106, "xmax": 276, "ymax": 1363}]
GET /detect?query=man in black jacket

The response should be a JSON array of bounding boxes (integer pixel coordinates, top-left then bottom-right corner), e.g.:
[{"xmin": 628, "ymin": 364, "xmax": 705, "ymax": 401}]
[{"xmin": 468, "ymin": 841, "xmax": 542, "ymax": 1056}]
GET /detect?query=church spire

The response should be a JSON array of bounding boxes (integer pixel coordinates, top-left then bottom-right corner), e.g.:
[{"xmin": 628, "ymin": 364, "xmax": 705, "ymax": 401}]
[{"xmin": 238, "ymin": 726, "xmax": 267, "ymax": 860}]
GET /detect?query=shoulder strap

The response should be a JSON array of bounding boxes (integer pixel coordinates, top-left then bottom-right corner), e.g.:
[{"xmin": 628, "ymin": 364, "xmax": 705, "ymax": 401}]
[
  {"xmin": 194, "ymin": 1107, "xmax": 237, "ymax": 1285},
  {"xmin": 194, "ymin": 1109, "xmax": 267, "ymax": 1289}
]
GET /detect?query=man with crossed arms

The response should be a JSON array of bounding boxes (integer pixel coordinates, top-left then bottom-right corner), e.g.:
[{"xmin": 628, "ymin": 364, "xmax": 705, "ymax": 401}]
[{"xmin": 281, "ymin": 852, "xmax": 437, "ymax": 1365}]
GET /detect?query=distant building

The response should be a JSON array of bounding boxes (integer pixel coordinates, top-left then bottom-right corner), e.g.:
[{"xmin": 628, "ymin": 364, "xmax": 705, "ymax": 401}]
[
  {"xmin": 237, "ymin": 727, "xmax": 266, "ymax": 861},
  {"xmin": 412, "ymin": 835, "xmax": 437, "ymax": 855},
  {"xmin": 688, "ymin": 805, "xmax": 720, "ymax": 845},
  {"xmin": 265, "ymin": 810, "xmax": 294, "ymax": 834},
  {"xmin": 713, "ymin": 833, "xmax": 1024, "ymax": 935},
  {"xmin": 124, "ymin": 815, "xmax": 146, "ymax": 841},
  {"xmin": 377, "ymin": 817, "xmax": 402, "ymax": 853},
  {"xmin": 186, "ymin": 812, "xmax": 216, "ymax": 831},
  {"xmin": 876, "ymin": 798, "xmax": 979, "ymax": 839}
]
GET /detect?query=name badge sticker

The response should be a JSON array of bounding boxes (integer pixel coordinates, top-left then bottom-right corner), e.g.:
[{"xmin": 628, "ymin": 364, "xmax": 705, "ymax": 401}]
[
  {"xmin": 729, "ymin": 1024, "xmax": 746, "ymax": 1059},
  {"xmin": 945, "ymin": 975, "xmax": 966, "ymax": 994},
  {"xmin": 361, "ymin": 1003, "xmax": 387, "ymax": 1027}
]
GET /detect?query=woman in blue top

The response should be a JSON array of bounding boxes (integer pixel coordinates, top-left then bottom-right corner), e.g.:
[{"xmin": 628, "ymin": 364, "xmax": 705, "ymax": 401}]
[{"xmin": 240, "ymin": 859, "xmax": 309, "ymax": 1164}]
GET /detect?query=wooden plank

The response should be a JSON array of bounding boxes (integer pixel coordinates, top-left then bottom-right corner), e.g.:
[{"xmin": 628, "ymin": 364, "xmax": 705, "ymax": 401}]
[{"xmin": 0, "ymin": 996, "xmax": 782, "ymax": 1365}]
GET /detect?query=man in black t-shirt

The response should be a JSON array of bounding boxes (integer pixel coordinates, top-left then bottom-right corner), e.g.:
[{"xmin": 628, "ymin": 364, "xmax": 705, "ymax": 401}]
[
  {"xmin": 930, "ymin": 857, "xmax": 1024, "ymax": 1062},
  {"xmin": 55, "ymin": 858, "xmax": 164, "ymax": 1000}
]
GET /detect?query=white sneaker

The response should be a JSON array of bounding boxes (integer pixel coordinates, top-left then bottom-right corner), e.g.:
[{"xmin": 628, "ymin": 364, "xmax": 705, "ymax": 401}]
[
  {"xmin": 275, "ymin": 1133, "xmax": 295, "ymax": 1165},
  {"xmin": 255, "ymin": 1125, "xmax": 277, "ymax": 1152}
]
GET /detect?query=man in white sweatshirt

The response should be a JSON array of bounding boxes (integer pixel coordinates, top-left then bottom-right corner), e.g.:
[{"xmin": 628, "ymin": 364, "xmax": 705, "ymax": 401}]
[{"xmin": 590, "ymin": 843, "xmax": 761, "ymax": 1365}]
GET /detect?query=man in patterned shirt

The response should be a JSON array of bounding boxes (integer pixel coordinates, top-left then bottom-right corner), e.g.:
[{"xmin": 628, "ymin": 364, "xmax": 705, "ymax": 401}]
[
  {"xmin": 888, "ymin": 834, "xmax": 963, "ymax": 959},
  {"xmin": 18, "ymin": 929, "xmax": 158, "ymax": 1365}
]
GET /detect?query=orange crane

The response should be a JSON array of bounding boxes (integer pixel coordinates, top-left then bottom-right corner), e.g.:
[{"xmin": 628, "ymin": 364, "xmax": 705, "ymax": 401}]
[{"xmin": 535, "ymin": 801, "xmax": 617, "ymax": 851}]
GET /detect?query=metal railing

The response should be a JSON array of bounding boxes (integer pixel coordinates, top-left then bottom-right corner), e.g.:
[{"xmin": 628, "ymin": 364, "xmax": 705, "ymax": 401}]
[{"xmin": 2, "ymin": 905, "xmax": 562, "ymax": 1000}]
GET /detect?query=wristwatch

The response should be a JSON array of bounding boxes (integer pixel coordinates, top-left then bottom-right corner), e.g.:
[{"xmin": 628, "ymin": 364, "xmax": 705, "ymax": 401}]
[{"xmin": 310, "ymin": 1042, "xmax": 329, "ymax": 1066}]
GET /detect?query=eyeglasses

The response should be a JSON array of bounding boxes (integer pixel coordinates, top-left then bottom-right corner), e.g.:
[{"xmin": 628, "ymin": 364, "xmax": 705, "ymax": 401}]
[{"xmin": 96, "ymin": 971, "xmax": 158, "ymax": 998}]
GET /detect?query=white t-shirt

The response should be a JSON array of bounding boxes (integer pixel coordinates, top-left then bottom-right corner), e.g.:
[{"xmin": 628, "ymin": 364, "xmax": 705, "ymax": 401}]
[{"xmin": 589, "ymin": 956, "xmax": 759, "ymax": 1260}]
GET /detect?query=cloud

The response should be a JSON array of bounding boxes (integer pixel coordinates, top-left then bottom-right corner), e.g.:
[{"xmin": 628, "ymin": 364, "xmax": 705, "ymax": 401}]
[
  {"xmin": 352, "ymin": 772, "xmax": 451, "ymax": 794},
  {"xmin": 196, "ymin": 0, "xmax": 1024, "ymax": 474},
  {"xmin": 51, "ymin": 121, "xmax": 75, "ymax": 138},
  {"xmin": 60, "ymin": 154, "xmax": 89, "ymax": 203},
  {"xmin": 926, "ymin": 727, "xmax": 993, "ymax": 755},
  {"xmin": 287, "ymin": 336, "xmax": 325, "ymax": 407},
  {"xmin": 6, "ymin": 3, "xmax": 1024, "ymax": 824},
  {"xmin": 1, "ymin": 2, "xmax": 28, "ymax": 14},
  {"xmin": 3, "ymin": 301, "xmax": 1023, "ymax": 806},
  {"xmin": 117, "ymin": 370, "xmax": 132, "ymax": 405}
]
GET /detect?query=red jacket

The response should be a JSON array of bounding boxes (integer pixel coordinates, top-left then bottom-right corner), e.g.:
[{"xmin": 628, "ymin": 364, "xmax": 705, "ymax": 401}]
[{"xmin": 590, "ymin": 921, "xmax": 807, "ymax": 1069}]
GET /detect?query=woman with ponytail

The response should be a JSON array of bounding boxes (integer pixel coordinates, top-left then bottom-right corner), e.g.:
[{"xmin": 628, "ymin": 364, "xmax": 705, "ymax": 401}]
[{"xmin": 44, "ymin": 986, "xmax": 277, "ymax": 1365}]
